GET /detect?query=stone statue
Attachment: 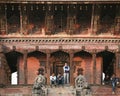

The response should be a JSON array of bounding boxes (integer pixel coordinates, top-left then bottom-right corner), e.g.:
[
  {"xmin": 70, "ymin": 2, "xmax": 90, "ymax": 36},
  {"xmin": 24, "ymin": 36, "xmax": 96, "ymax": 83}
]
[
  {"xmin": 32, "ymin": 68, "xmax": 47, "ymax": 96},
  {"xmin": 75, "ymin": 68, "xmax": 92, "ymax": 96}
]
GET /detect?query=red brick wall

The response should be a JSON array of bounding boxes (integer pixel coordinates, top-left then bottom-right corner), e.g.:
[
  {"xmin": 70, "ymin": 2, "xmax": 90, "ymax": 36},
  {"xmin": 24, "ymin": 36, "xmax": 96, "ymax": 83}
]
[
  {"xmin": 27, "ymin": 57, "xmax": 40, "ymax": 84},
  {"xmin": 73, "ymin": 56, "xmax": 102, "ymax": 84}
]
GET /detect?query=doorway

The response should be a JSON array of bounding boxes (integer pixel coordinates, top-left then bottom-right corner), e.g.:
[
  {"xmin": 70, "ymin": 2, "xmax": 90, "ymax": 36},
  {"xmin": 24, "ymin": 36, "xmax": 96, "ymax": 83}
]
[
  {"xmin": 51, "ymin": 50, "xmax": 69, "ymax": 76},
  {"xmin": 53, "ymin": 61, "xmax": 64, "ymax": 76}
]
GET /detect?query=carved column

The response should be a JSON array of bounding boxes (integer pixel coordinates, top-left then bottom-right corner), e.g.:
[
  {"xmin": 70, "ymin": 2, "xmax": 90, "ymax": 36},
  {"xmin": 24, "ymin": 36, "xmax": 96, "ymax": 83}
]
[
  {"xmin": 69, "ymin": 51, "xmax": 74, "ymax": 85},
  {"xmin": 92, "ymin": 51, "xmax": 96, "ymax": 84},
  {"xmin": 45, "ymin": 5, "xmax": 54, "ymax": 35},
  {"xmin": 20, "ymin": 4, "xmax": 28, "ymax": 35},
  {"xmin": 46, "ymin": 52, "xmax": 50, "ymax": 84},
  {"xmin": 115, "ymin": 5, "xmax": 120, "ymax": 35},
  {"xmin": 0, "ymin": 5, "xmax": 7, "ymax": 35},
  {"xmin": 115, "ymin": 45, "xmax": 120, "ymax": 77},
  {"xmin": 24, "ymin": 50, "xmax": 28, "ymax": 84},
  {"xmin": 91, "ymin": 4, "xmax": 101, "ymax": 35},
  {"xmin": 67, "ymin": 5, "xmax": 76, "ymax": 34},
  {"xmin": 0, "ymin": 46, "xmax": 10, "ymax": 85},
  {"xmin": 19, "ymin": 50, "xmax": 27, "ymax": 84}
]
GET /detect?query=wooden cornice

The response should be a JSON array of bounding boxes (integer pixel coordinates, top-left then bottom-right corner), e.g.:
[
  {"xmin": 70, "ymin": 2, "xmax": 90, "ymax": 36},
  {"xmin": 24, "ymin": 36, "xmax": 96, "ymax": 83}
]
[
  {"xmin": 0, "ymin": 0, "xmax": 119, "ymax": 4},
  {"xmin": 0, "ymin": 37, "xmax": 119, "ymax": 54},
  {"xmin": 0, "ymin": 37, "xmax": 120, "ymax": 44}
]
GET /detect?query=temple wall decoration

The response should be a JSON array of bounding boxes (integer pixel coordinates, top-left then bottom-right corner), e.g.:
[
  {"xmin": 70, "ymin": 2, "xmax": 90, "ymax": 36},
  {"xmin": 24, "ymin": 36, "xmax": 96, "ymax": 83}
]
[
  {"xmin": 0, "ymin": 52, "xmax": 11, "ymax": 85},
  {"xmin": 0, "ymin": 2, "xmax": 119, "ymax": 88}
]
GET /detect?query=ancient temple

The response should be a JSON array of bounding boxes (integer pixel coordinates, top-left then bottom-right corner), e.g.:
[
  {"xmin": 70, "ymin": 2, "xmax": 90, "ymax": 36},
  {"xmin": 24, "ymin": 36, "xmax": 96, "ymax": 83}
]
[{"xmin": 0, "ymin": 0, "xmax": 120, "ymax": 95}]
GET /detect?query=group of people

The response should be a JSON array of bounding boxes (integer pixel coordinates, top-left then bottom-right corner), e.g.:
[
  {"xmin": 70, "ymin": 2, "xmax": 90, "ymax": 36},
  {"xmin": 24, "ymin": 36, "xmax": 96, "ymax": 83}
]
[
  {"xmin": 32, "ymin": 62, "xmax": 120, "ymax": 95},
  {"xmin": 32, "ymin": 62, "xmax": 70, "ymax": 95},
  {"xmin": 50, "ymin": 62, "xmax": 70, "ymax": 87},
  {"xmin": 50, "ymin": 72, "xmax": 63, "ymax": 87}
]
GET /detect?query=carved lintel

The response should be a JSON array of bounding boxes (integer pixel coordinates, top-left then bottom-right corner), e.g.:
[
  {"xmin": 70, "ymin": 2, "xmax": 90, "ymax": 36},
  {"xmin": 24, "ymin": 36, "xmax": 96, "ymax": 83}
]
[
  {"xmin": 118, "ymin": 45, "xmax": 120, "ymax": 52},
  {"xmin": 12, "ymin": 46, "xmax": 16, "ymax": 51},
  {"xmin": 46, "ymin": 50, "xmax": 51, "ymax": 54},
  {"xmin": 82, "ymin": 46, "xmax": 85, "ymax": 50},
  {"xmin": 92, "ymin": 49, "xmax": 97, "ymax": 54},
  {"xmin": 23, "ymin": 49, "xmax": 28, "ymax": 54},
  {"xmin": 105, "ymin": 46, "xmax": 108, "ymax": 51},
  {"xmin": 0, "ymin": 45, "xmax": 3, "ymax": 53},
  {"xmin": 59, "ymin": 45, "xmax": 62, "ymax": 50},
  {"xmin": 35, "ymin": 46, "xmax": 39, "ymax": 51}
]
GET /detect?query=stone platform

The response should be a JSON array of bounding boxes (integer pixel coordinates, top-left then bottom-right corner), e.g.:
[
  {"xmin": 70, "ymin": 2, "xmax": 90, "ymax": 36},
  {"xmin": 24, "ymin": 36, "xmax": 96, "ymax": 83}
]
[{"xmin": 0, "ymin": 85, "xmax": 120, "ymax": 96}]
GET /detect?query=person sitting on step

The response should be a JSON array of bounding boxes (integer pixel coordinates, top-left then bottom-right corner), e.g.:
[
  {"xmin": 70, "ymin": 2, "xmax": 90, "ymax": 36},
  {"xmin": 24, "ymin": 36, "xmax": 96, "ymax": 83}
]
[
  {"xmin": 50, "ymin": 73, "xmax": 56, "ymax": 87},
  {"xmin": 56, "ymin": 72, "xmax": 64, "ymax": 86}
]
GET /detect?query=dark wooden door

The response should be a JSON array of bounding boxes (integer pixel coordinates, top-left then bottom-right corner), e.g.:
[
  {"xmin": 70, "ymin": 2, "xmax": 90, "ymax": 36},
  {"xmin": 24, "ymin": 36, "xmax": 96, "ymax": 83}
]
[{"xmin": 53, "ymin": 62, "xmax": 64, "ymax": 76}]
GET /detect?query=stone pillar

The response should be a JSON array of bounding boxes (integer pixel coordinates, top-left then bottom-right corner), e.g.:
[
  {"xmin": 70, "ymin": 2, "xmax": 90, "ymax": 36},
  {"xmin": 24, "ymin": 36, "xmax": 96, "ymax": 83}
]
[
  {"xmin": 0, "ymin": 5, "xmax": 7, "ymax": 35},
  {"xmin": 46, "ymin": 52, "xmax": 50, "ymax": 84},
  {"xmin": 19, "ymin": 50, "xmax": 27, "ymax": 84},
  {"xmin": 0, "ymin": 46, "xmax": 10, "ymax": 85},
  {"xmin": 92, "ymin": 51, "xmax": 96, "ymax": 84},
  {"xmin": 91, "ymin": 4, "xmax": 101, "ymax": 35},
  {"xmin": 69, "ymin": 52, "xmax": 74, "ymax": 85},
  {"xmin": 115, "ymin": 5, "xmax": 120, "ymax": 35}
]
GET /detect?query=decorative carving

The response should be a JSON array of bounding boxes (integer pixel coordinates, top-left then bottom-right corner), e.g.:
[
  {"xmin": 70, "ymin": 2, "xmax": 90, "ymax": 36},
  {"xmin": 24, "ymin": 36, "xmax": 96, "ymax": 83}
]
[
  {"xmin": 105, "ymin": 46, "xmax": 108, "ymax": 50},
  {"xmin": 35, "ymin": 46, "xmax": 39, "ymax": 51},
  {"xmin": 75, "ymin": 68, "xmax": 92, "ymax": 96},
  {"xmin": 0, "ymin": 52, "xmax": 11, "ymax": 85},
  {"xmin": 12, "ymin": 46, "xmax": 16, "ymax": 51},
  {"xmin": 32, "ymin": 68, "xmax": 47, "ymax": 96}
]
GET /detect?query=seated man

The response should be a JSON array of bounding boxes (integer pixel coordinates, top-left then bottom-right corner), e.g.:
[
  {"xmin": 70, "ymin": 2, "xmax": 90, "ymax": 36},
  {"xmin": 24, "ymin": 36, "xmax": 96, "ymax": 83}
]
[
  {"xmin": 57, "ymin": 72, "xmax": 64, "ymax": 86},
  {"xmin": 50, "ymin": 73, "xmax": 56, "ymax": 87}
]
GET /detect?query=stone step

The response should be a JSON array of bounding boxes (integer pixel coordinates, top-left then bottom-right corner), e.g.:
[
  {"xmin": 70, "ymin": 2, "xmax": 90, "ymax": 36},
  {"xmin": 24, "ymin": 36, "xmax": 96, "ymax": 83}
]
[
  {"xmin": 47, "ymin": 85, "xmax": 120, "ymax": 96},
  {"xmin": 47, "ymin": 86, "xmax": 75, "ymax": 96},
  {"xmin": 1, "ymin": 85, "xmax": 120, "ymax": 96}
]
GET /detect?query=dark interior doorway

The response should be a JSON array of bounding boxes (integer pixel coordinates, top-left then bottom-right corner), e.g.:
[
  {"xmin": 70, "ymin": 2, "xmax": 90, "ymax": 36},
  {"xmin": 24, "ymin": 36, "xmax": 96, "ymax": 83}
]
[
  {"xmin": 53, "ymin": 61, "xmax": 65, "ymax": 76},
  {"xmin": 51, "ymin": 50, "xmax": 69, "ymax": 76},
  {"xmin": 97, "ymin": 50, "xmax": 115, "ymax": 84}
]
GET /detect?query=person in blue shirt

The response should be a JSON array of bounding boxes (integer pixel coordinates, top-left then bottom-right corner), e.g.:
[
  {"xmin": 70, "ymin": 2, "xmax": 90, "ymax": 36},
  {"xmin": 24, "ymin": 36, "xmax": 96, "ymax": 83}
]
[
  {"xmin": 63, "ymin": 63, "xmax": 70, "ymax": 84},
  {"xmin": 111, "ymin": 73, "xmax": 118, "ymax": 94}
]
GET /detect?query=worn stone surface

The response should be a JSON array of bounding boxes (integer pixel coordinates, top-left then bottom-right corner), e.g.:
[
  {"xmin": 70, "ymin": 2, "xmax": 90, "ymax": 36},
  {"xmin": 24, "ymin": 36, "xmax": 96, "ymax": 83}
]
[
  {"xmin": 0, "ymin": 85, "xmax": 120, "ymax": 96},
  {"xmin": 47, "ymin": 86, "xmax": 75, "ymax": 96}
]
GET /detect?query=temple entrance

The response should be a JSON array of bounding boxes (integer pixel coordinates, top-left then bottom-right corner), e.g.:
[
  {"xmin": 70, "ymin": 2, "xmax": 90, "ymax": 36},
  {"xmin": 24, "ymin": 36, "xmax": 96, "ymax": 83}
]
[
  {"xmin": 97, "ymin": 50, "xmax": 115, "ymax": 84},
  {"xmin": 50, "ymin": 51, "xmax": 69, "ymax": 76}
]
